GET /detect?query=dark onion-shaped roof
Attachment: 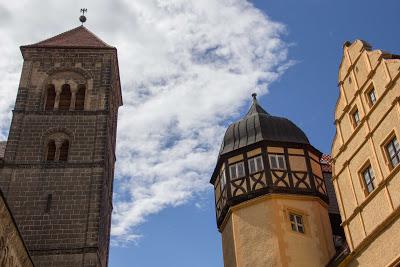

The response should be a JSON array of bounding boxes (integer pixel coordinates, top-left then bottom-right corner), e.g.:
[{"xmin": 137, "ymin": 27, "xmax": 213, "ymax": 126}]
[{"xmin": 219, "ymin": 94, "xmax": 310, "ymax": 155}]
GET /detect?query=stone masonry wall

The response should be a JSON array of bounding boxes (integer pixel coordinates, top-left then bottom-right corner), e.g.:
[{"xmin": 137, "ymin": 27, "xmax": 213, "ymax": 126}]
[{"xmin": 0, "ymin": 47, "xmax": 120, "ymax": 267}]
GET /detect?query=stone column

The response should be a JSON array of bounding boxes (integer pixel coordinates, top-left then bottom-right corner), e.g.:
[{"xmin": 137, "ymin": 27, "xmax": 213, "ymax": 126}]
[
  {"xmin": 70, "ymin": 83, "xmax": 78, "ymax": 111},
  {"xmin": 54, "ymin": 139, "xmax": 63, "ymax": 161},
  {"xmin": 53, "ymin": 81, "xmax": 63, "ymax": 110}
]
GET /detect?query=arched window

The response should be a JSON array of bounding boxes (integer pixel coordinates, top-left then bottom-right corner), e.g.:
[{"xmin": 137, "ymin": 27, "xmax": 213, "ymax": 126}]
[
  {"xmin": 59, "ymin": 84, "xmax": 71, "ymax": 110},
  {"xmin": 45, "ymin": 84, "xmax": 56, "ymax": 111},
  {"xmin": 46, "ymin": 140, "xmax": 56, "ymax": 161},
  {"xmin": 59, "ymin": 140, "xmax": 69, "ymax": 161},
  {"xmin": 75, "ymin": 85, "xmax": 86, "ymax": 110}
]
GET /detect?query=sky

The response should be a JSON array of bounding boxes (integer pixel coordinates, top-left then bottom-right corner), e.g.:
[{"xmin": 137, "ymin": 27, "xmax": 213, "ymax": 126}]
[{"xmin": 0, "ymin": 0, "xmax": 399, "ymax": 266}]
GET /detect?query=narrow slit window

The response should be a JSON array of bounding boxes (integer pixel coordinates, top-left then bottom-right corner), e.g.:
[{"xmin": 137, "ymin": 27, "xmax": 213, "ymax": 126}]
[
  {"xmin": 46, "ymin": 140, "xmax": 56, "ymax": 161},
  {"xmin": 59, "ymin": 84, "xmax": 72, "ymax": 110},
  {"xmin": 45, "ymin": 193, "xmax": 53, "ymax": 213},
  {"xmin": 362, "ymin": 165, "xmax": 375, "ymax": 194},
  {"xmin": 248, "ymin": 155, "xmax": 264, "ymax": 174},
  {"xmin": 75, "ymin": 85, "xmax": 86, "ymax": 110},
  {"xmin": 59, "ymin": 140, "xmax": 69, "ymax": 161},
  {"xmin": 386, "ymin": 136, "xmax": 400, "ymax": 168},
  {"xmin": 289, "ymin": 213, "xmax": 305, "ymax": 233},
  {"xmin": 269, "ymin": 154, "xmax": 286, "ymax": 170},
  {"xmin": 45, "ymin": 84, "xmax": 56, "ymax": 111}
]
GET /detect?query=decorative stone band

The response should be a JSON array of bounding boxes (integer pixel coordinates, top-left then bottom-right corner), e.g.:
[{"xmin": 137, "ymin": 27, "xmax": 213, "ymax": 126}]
[
  {"xmin": 29, "ymin": 246, "xmax": 99, "ymax": 256},
  {"xmin": 3, "ymin": 161, "xmax": 105, "ymax": 169},
  {"xmin": 12, "ymin": 109, "xmax": 110, "ymax": 115}
]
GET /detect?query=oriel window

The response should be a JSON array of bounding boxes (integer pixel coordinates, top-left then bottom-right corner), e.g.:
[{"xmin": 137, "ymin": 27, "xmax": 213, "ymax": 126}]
[
  {"xmin": 229, "ymin": 162, "xmax": 245, "ymax": 179},
  {"xmin": 289, "ymin": 213, "xmax": 305, "ymax": 234},
  {"xmin": 386, "ymin": 136, "xmax": 400, "ymax": 168},
  {"xmin": 269, "ymin": 154, "xmax": 286, "ymax": 170},
  {"xmin": 362, "ymin": 165, "xmax": 375, "ymax": 194},
  {"xmin": 248, "ymin": 155, "xmax": 264, "ymax": 174}
]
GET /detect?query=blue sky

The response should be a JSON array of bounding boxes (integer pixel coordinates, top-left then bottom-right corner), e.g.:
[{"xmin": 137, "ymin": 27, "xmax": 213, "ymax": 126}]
[
  {"xmin": 109, "ymin": 0, "xmax": 400, "ymax": 266},
  {"xmin": 0, "ymin": 1, "xmax": 399, "ymax": 266}
]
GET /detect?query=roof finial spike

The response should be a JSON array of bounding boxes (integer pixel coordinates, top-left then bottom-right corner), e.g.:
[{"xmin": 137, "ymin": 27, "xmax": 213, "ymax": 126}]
[
  {"xmin": 251, "ymin": 93, "xmax": 257, "ymax": 103},
  {"xmin": 79, "ymin": 8, "xmax": 87, "ymax": 25}
]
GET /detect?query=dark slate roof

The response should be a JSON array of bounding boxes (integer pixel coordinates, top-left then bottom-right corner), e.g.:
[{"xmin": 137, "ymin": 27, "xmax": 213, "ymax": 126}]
[
  {"xmin": 21, "ymin": 26, "xmax": 114, "ymax": 49},
  {"xmin": 0, "ymin": 141, "xmax": 6, "ymax": 159},
  {"xmin": 219, "ymin": 94, "xmax": 310, "ymax": 156},
  {"xmin": 320, "ymin": 154, "xmax": 340, "ymax": 214},
  {"xmin": 321, "ymin": 154, "xmax": 333, "ymax": 173}
]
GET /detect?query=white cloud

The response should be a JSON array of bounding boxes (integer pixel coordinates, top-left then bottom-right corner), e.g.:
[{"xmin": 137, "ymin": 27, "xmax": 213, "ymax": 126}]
[{"xmin": 0, "ymin": 0, "xmax": 290, "ymax": 245}]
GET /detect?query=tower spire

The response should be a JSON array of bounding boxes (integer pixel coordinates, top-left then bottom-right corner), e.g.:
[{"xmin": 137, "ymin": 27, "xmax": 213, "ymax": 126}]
[{"xmin": 79, "ymin": 8, "xmax": 87, "ymax": 25}]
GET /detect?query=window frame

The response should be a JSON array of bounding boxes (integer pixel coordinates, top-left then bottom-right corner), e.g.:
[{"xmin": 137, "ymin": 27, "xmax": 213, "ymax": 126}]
[
  {"xmin": 220, "ymin": 170, "xmax": 227, "ymax": 191},
  {"xmin": 229, "ymin": 161, "xmax": 245, "ymax": 180},
  {"xmin": 289, "ymin": 212, "xmax": 305, "ymax": 234},
  {"xmin": 351, "ymin": 107, "xmax": 361, "ymax": 128},
  {"xmin": 360, "ymin": 164, "xmax": 376, "ymax": 195},
  {"xmin": 366, "ymin": 86, "xmax": 377, "ymax": 107},
  {"xmin": 385, "ymin": 136, "xmax": 400, "ymax": 169},
  {"xmin": 248, "ymin": 155, "xmax": 264, "ymax": 174},
  {"xmin": 268, "ymin": 154, "xmax": 286, "ymax": 170}
]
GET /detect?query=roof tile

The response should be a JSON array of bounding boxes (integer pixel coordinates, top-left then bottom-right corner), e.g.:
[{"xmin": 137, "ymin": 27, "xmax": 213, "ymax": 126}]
[{"xmin": 22, "ymin": 26, "xmax": 113, "ymax": 49}]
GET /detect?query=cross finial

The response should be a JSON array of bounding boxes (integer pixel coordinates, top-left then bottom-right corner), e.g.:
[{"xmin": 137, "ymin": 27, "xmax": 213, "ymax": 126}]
[{"xmin": 79, "ymin": 8, "xmax": 87, "ymax": 25}]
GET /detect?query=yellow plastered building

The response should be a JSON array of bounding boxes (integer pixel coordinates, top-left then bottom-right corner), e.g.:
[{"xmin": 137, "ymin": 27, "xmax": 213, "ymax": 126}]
[{"xmin": 332, "ymin": 40, "xmax": 400, "ymax": 267}]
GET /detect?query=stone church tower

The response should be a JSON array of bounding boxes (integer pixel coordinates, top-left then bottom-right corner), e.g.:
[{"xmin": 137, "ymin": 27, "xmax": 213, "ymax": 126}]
[
  {"xmin": 0, "ymin": 23, "xmax": 122, "ymax": 266},
  {"xmin": 210, "ymin": 94, "xmax": 335, "ymax": 266}
]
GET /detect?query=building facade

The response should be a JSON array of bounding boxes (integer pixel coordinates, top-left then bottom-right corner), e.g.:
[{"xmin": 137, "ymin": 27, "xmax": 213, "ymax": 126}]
[
  {"xmin": 0, "ymin": 25, "xmax": 122, "ymax": 266},
  {"xmin": 210, "ymin": 94, "xmax": 336, "ymax": 267},
  {"xmin": 332, "ymin": 40, "xmax": 400, "ymax": 266}
]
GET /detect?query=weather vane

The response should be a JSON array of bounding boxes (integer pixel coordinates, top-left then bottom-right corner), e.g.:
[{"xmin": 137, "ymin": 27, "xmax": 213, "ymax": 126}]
[{"xmin": 79, "ymin": 8, "xmax": 87, "ymax": 25}]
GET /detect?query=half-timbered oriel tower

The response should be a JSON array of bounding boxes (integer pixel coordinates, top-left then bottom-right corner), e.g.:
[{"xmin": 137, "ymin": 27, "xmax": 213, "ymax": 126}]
[
  {"xmin": 0, "ymin": 21, "xmax": 122, "ymax": 266},
  {"xmin": 210, "ymin": 94, "xmax": 335, "ymax": 267}
]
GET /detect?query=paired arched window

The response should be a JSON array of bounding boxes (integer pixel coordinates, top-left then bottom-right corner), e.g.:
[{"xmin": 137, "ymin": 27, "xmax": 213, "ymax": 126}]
[
  {"xmin": 44, "ymin": 83, "xmax": 86, "ymax": 111},
  {"xmin": 46, "ymin": 138, "xmax": 70, "ymax": 161}
]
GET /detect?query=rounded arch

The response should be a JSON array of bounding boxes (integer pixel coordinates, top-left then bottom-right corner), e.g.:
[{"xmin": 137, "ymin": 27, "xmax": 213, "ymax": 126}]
[
  {"xmin": 42, "ymin": 127, "xmax": 74, "ymax": 142},
  {"xmin": 42, "ymin": 130, "xmax": 72, "ymax": 162},
  {"xmin": 41, "ymin": 128, "xmax": 74, "ymax": 161},
  {"xmin": 45, "ymin": 66, "xmax": 93, "ymax": 80},
  {"xmin": 40, "ymin": 67, "xmax": 92, "ymax": 111}
]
